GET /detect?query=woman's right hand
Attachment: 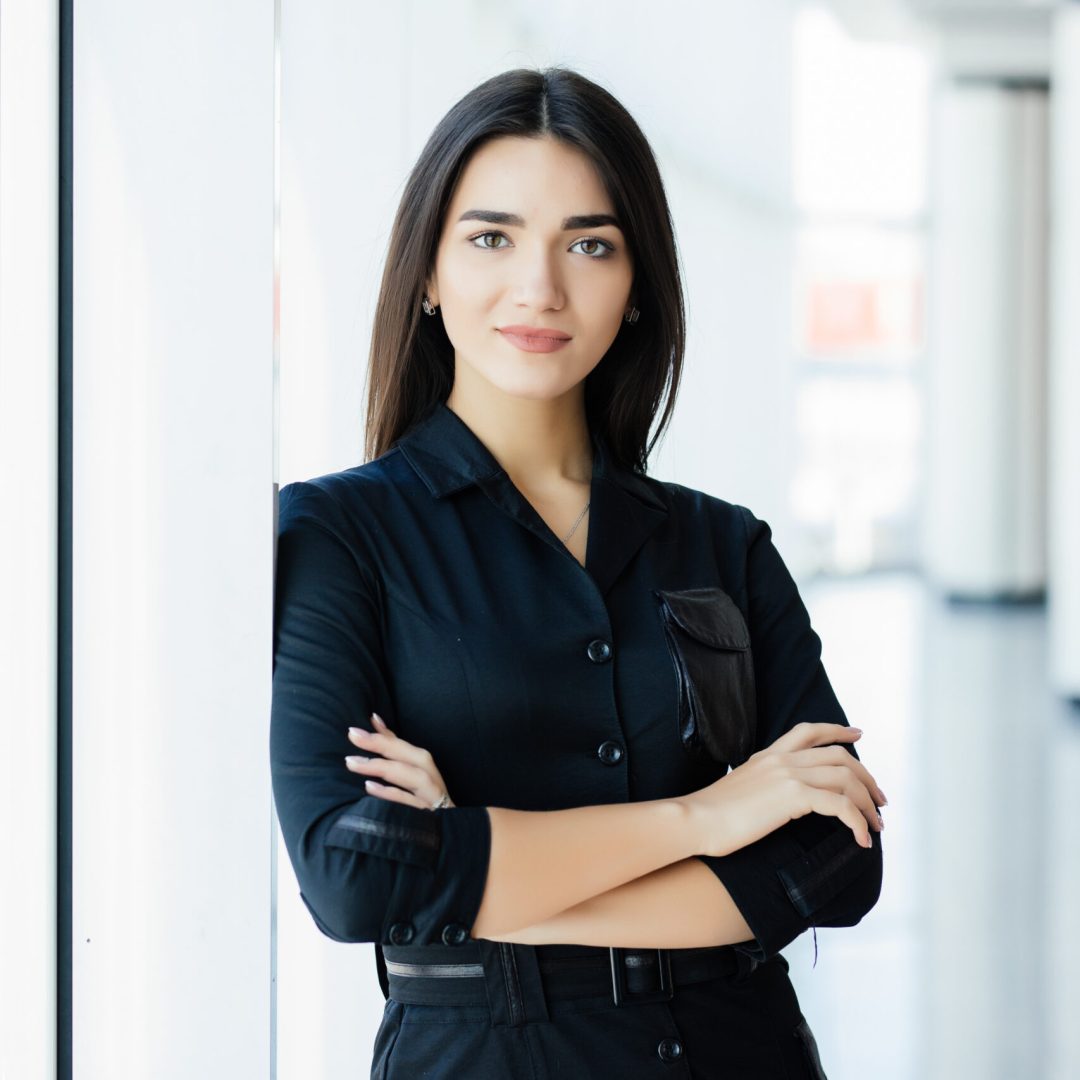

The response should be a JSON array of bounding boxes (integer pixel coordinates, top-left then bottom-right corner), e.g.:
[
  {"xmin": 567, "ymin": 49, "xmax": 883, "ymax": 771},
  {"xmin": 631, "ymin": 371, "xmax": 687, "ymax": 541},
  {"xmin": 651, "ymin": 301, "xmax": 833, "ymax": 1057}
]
[{"xmin": 678, "ymin": 722, "xmax": 887, "ymax": 857}]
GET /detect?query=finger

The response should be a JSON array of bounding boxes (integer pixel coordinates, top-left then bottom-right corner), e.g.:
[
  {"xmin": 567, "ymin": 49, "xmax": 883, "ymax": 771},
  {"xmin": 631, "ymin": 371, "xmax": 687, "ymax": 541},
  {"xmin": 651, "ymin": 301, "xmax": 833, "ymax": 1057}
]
[
  {"xmin": 364, "ymin": 777, "xmax": 454, "ymax": 811},
  {"xmin": 361, "ymin": 778, "xmax": 430, "ymax": 811},
  {"xmin": 371, "ymin": 711, "xmax": 394, "ymax": 735},
  {"xmin": 795, "ymin": 765, "xmax": 883, "ymax": 833},
  {"xmin": 789, "ymin": 745, "xmax": 887, "ymax": 806},
  {"xmin": 770, "ymin": 721, "xmax": 861, "ymax": 754},
  {"xmin": 346, "ymin": 754, "xmax": 451, "ymax": 811},
  {"xmin": 347, "ymin": 726, "xmax": 434, "ymax": 769},
  {"xmin": 803, "ymin": 787, "xmax": 874, "ymax": 849},
  {"xmin": 841, "ymin": 753, "xmax": 887, "ymax": 807},
  {"xmin": 346, "ymin": 754, "xmax": 433, "ymax": 794}
]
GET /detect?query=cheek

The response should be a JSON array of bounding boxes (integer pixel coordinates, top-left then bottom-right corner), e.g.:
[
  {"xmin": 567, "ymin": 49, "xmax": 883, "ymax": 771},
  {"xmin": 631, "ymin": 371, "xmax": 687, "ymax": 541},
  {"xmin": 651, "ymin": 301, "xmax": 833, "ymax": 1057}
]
[
  {"xmin": 580, "ymin": 276, "xmax": 632, "ymax": 338},
  {"xmin": 440, "ymin": 247, "xmax": 496, "ymax": 293},
  {"xmin": 440, "ymin": 281, "xmax": 490, "ymax": 333}
]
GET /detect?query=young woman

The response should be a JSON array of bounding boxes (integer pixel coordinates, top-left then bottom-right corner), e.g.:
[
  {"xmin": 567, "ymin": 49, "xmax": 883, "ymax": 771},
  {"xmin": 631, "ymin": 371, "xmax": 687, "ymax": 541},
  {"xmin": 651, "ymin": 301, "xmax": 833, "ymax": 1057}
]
[{"xmin": 270, "ymin": 66, "xmax": 885, "ymax": 1080}]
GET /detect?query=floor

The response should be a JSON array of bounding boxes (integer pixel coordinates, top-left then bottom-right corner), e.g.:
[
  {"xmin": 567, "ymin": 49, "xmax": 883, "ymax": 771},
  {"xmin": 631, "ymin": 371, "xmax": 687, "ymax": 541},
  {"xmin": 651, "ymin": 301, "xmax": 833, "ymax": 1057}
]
[{"xmin": 785, "ymin": 571, "xmax": 1080, "ymax": 1080}]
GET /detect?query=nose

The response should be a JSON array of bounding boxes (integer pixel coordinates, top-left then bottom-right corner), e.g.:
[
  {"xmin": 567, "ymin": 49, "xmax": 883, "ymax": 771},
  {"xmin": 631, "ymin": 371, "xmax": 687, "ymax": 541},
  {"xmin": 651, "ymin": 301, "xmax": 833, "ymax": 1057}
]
[{"xmin": 511, "ymin": 244, "xmax": 565, "ymax": 312}]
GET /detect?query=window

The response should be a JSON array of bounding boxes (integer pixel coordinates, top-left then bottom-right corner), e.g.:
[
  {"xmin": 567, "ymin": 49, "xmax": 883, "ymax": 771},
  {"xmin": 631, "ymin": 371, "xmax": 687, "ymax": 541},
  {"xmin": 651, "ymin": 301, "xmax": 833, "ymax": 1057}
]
[{"xmin": 791, "ymin": 6, "xmax": 930, "ymax": 573}]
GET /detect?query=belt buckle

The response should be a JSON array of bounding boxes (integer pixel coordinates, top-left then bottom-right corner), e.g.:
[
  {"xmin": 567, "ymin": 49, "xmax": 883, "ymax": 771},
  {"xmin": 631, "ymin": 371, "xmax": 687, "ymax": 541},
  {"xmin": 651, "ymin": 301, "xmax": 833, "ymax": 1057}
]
[{"xmin": 609, "ymin": 947, "xmax": 674, "ymax": 1006}]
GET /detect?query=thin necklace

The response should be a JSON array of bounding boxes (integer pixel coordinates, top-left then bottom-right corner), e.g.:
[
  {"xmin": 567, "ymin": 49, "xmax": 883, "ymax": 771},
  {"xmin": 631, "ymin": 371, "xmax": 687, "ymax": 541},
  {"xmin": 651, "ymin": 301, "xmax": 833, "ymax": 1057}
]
[{"xmin": 561, "ymin": 500, "xmax": 590, "ymax": 543}]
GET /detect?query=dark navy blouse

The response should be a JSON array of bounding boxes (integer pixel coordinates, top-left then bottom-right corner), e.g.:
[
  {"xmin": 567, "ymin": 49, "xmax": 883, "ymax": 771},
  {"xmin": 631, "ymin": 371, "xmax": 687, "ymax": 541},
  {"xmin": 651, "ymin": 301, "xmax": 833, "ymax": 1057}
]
[{"xmin": 269, "ymin": 401, "xmax": 882, "ymax": 979}]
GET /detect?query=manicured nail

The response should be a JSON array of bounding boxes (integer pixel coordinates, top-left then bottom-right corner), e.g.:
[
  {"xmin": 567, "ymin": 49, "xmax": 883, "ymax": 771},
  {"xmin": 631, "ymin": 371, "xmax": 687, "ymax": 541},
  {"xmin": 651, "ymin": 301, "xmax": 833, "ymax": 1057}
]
[
  {"xmin": 349, "ymin": 727, "xmax": 368, "ymax": 739},
  {"xmin": 850, "ymin": 728, "xmax": 863, "ymax": 735},
  {"xmin": 345, "ymin": 755, "xmax": 369, "ymax": 766},
  {"xmin": 371, "ymin": 712, "xmax": 386, "ymax": 729}
]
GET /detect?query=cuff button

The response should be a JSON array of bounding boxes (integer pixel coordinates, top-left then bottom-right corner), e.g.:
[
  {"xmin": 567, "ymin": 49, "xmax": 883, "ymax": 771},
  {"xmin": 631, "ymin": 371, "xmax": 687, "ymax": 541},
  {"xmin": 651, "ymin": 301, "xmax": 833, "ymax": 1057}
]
[
  {"xmin": 388, "ymin": 921, "xmax": 415, "ymax": 945},
  {"xmin": 441, "ymin": 922, "xmax": 469, "ymax": 946}
]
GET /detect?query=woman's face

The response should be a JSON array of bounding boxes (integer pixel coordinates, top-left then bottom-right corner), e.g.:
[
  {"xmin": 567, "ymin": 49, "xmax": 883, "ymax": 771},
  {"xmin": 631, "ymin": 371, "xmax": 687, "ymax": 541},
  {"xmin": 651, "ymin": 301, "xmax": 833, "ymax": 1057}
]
[{"xmin": 426, "ymin": 135, "xmax": 635, "ymax": 403}]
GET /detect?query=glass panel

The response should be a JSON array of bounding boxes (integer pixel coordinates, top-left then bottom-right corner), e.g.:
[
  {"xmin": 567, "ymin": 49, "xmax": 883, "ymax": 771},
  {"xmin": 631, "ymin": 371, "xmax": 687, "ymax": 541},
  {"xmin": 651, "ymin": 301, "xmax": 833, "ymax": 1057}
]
[
  {"xmin": 791, "ymin": 5, "xmax": 930, "ymax": 573},
  {"xmin": 795, "ymin": 224, "xmax": 925, "ymax": 362},
  {"xmin": 792, "ymin": 373, "xmax": 922, "ymax": 573}
]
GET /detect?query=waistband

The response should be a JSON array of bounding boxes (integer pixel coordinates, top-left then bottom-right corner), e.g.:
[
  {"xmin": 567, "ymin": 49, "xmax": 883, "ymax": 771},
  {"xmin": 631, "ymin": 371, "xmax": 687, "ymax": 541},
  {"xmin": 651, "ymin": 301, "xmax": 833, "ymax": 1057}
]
[{"xmin": 380, "ymin": 941, "xmax": 761, "ymax": 1025}]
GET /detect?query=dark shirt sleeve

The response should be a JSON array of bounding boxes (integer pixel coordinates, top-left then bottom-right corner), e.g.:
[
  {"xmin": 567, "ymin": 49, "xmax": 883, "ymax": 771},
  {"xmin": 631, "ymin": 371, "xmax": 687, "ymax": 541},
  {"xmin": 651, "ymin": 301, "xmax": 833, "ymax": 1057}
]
[
  {"xmin": 695, "ymin": 505, "xmax": 884, "ymax": 961},
  {"xmin": 270, "ymin": 480, "xmax": 492, "ymax": 945}
]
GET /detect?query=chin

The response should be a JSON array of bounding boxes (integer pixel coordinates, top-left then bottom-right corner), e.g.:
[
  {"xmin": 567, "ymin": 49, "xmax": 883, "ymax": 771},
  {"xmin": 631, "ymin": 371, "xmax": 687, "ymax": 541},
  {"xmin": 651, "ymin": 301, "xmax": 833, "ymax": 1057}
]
[
  {"xmin": 467, "ymin": 359, "xmax": 595, "ymax": 403},
  {"xmin": 490, "ymin": 371, "xmax": 593, "ymax": 403}
]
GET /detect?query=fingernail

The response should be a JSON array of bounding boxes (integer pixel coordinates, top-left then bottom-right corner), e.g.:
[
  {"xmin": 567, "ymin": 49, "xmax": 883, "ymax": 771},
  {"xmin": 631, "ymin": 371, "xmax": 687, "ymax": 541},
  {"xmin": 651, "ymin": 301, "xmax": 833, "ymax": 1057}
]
[
  {"xmin": 877, "ymin": 812, "xmax": 884, "ymax": 830},
  {"xmin": 879, "ymin": 792, "xmax": 889, "ymax": 806},
  {"xmin": 345, "ymin": 755, "xmax": 369, "ymax": 766},
  {"xmin": 371, "ymin": 712, "xmax": 386, "ymax": 729},
  {"xmin": 349, "ymin": 727, "xmax": 368, "ymax": 739},
  {"xmin": 851, "ymin": 728, "xmax": 863, "ymax": 735}
]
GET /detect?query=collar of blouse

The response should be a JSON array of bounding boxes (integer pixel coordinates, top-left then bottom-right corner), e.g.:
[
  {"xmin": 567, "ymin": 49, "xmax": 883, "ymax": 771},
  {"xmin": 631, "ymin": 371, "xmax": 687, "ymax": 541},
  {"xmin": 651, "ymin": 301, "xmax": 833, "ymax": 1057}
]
[{"xmin": 396, "ymin": 401, "xmax": 669, "ymax": 595}]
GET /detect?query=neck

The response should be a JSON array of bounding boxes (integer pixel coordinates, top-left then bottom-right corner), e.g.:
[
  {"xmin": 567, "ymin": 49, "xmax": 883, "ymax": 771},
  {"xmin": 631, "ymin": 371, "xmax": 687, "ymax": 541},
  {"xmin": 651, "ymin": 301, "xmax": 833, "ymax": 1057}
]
[{"xmin": 444, "ymin": 374, "xmax": 593, "ymax": 492}]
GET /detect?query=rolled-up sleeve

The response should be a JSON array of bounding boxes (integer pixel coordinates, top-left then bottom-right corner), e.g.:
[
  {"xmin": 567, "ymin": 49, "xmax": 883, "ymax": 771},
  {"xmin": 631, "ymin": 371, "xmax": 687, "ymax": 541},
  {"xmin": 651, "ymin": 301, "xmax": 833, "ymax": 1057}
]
[
  {"xmin": 695, "ymin": 506, "xmax": 884, "ymax": 962},
  {"xmin": 270, "ymin": 480, "xmax": 492, "ymax": 945}
]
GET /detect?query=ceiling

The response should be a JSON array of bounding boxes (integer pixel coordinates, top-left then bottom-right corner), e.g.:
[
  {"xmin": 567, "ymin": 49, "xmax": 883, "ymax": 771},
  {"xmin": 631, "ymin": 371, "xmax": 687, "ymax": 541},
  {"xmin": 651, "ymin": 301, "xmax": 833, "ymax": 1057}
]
[{"xmin": 821, "ymin": 0, "xmax": 1062, "ymax": 78}]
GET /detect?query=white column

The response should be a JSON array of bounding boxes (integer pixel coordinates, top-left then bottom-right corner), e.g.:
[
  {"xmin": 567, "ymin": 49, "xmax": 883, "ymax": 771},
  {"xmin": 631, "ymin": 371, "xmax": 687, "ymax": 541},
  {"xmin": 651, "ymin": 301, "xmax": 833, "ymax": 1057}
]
[
  {"xmin": 924, "ymin": 79, "xmax": 1048, "ymax": 599},
  {"xmin": 73, "ymin": 3, "xmax": 275, "ymax": 1076},
  {"xmin": 0, "ymin": 3, "xmax": 59, "ymax": 1078},
  {"xmin": 1047, "ymin": 9, "xmax": 1080, "ymax": 699}
]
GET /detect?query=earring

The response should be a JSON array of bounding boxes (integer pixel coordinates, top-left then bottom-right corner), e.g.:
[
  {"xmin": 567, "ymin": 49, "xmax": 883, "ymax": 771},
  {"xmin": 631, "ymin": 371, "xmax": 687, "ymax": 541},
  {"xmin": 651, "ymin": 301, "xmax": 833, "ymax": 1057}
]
[
  {"xmin": 421, "ymin": 295, "xmax": 437, "ymax": 316},
  {"xmin": 624, "ymin": 305, "xmax": 640, "ymax": 324}
]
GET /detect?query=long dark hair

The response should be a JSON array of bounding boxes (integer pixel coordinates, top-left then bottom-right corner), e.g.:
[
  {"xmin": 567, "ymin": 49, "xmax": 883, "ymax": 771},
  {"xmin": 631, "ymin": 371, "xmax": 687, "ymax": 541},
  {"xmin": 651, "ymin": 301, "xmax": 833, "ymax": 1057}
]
[{"xmin": 364, "ymin": 66, "xmax": 686, "ymax": 476}]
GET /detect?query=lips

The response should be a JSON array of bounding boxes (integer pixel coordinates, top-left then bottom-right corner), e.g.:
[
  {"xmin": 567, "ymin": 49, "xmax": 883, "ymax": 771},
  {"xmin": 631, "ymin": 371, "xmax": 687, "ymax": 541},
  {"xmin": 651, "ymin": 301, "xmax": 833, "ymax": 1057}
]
[
  {"xmin": 497, "ymin": 325, "xmax": 572, "ymax": 341},
  {"xmin": 497, "ymin": 326, "xmax": 574, "ymax": 354}
]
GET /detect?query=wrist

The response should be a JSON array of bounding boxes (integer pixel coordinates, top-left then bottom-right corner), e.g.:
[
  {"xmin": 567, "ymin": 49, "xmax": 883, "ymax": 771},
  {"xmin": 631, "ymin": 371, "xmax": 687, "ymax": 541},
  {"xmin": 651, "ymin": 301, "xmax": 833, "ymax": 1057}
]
[{"xmin": 665, "ymin": 795, "xmax": 706, "ymax": 861}]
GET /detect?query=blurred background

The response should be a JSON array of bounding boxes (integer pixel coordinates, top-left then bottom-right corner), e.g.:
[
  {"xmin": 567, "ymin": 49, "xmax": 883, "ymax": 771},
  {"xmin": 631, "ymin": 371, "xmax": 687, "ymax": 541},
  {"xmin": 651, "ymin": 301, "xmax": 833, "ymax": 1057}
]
[{"xmin": 3, "ymin": 1, "xmax": 1078, "ymax": 1077}]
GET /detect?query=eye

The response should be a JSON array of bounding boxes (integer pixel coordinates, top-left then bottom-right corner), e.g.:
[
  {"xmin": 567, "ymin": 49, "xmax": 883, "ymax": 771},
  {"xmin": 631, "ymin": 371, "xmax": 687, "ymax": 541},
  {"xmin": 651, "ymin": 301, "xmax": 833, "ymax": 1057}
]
[
  {"xmin": 467, "ymin": 230, "xmax": 511, "ymax": 250},
  {"xmin": 569, "ymin": 237, "xmax": 615, "ymax": 259}
]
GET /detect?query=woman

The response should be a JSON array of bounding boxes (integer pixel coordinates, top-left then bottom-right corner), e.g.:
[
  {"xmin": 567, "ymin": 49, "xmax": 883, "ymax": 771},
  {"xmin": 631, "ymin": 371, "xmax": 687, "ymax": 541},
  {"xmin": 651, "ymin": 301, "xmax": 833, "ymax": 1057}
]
[{"xmin": 270, "ymin": 66, "xmax": 885, "ymax": 1079}]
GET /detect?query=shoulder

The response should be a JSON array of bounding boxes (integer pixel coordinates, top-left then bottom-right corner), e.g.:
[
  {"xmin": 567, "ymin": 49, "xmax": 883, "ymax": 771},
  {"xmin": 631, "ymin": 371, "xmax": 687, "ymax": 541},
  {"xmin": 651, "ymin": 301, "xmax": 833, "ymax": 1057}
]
[
  {"xmin": 648, "ymin": 475, "xmax": 765, "ymax": 545},
  {"xmin": 278, "ymin": 446, "xmax": 419, "ymax": 539},
  {"xmin": 641, "ymin": 475, "xmax": 779, "ymax": 590}
]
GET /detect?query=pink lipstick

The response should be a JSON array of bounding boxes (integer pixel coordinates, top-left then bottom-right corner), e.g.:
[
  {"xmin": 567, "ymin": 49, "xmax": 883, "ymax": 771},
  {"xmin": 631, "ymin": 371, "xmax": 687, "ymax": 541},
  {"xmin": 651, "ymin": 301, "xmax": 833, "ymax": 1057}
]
[{"xmin": 497, "ymin": 325, "xmax": 572, "ymax": 354}]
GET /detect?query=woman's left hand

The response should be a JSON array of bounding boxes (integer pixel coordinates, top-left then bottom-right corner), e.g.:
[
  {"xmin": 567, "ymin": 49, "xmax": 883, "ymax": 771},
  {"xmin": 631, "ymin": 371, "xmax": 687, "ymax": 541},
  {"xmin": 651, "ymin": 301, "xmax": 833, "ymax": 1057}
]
[{"xmin": 345, "ymin": 712, "xmax": 456, "ymax": 811}]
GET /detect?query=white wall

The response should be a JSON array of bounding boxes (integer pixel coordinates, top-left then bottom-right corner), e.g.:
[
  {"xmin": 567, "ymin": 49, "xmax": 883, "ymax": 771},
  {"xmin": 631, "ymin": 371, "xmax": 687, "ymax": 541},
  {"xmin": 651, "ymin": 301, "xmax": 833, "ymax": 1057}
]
[
  {"xmin": 72, "ymin": 2, "xmax": 275, "ymax": 1075},
  {"xmin": 0, "ymin": 3, "xmax": 59, "ymax": 1078}
]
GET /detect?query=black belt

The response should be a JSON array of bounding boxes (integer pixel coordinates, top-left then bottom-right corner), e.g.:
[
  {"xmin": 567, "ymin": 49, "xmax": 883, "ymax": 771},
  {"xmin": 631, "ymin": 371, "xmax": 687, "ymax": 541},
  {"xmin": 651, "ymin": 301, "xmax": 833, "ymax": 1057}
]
[{"xmin": 382, "ymin": 941, "xmax": 759, "ymax": 1011}]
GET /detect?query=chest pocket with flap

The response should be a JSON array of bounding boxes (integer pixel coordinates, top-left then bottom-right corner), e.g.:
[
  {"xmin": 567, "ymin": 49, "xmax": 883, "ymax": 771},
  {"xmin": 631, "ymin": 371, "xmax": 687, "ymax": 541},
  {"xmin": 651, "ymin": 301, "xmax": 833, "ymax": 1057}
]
[{"xmin": 653, "ymin": 586, "xmax": 757, "ymax": 769}]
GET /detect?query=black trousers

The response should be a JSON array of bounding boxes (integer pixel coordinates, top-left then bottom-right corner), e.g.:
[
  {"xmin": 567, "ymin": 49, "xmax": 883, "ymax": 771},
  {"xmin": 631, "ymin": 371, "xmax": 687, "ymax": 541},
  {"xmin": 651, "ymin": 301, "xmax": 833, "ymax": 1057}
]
[{"xmin": 370, "ymin": 941, "xmax": 828, "ymax": 1079}]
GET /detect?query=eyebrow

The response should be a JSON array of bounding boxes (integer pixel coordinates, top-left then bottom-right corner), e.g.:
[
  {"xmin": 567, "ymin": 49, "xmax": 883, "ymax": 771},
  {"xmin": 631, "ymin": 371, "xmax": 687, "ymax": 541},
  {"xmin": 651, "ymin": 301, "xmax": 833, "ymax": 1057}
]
[{"xmin": 457, "ymin": 209, "xmax": 622, "ymax": 231}]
